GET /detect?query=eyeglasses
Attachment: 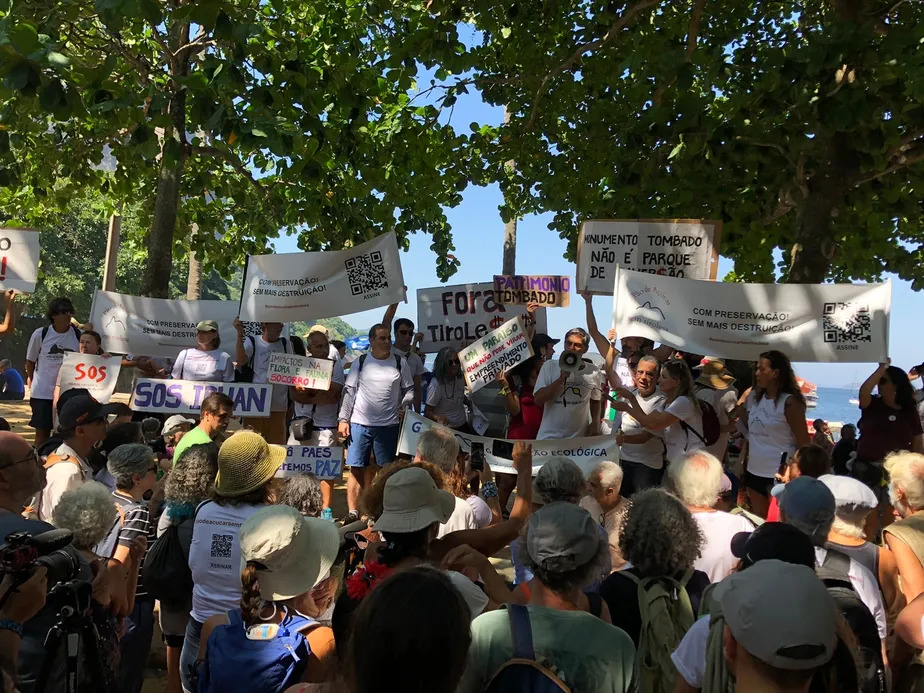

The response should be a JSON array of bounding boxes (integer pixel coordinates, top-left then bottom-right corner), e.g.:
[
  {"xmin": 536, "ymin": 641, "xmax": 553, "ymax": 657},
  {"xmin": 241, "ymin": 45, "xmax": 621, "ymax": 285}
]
[
  {"xmin": 397, "ymin": 329, "xmax": 413, "ymax": 336},
  {"xmin": 147, "ymin": 464, "xmax": 158, "ymax": 474},
  {"xmin": 449, "ymin": 358, "xmax": 460, "ymax": 365},
  {"xmin": 0, "ymin": 448, "xmax": 40, "ymax": 471}
]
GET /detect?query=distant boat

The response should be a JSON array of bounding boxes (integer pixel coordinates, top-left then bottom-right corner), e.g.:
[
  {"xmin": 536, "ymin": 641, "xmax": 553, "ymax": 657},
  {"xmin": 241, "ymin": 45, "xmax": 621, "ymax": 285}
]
[
  {"xmin": 849, "ymin": 398, "xmax": 860, "ymax": 405},
  {"xmin": 797, "ymin": 376, "xmax": 818, "ymax": 409}
]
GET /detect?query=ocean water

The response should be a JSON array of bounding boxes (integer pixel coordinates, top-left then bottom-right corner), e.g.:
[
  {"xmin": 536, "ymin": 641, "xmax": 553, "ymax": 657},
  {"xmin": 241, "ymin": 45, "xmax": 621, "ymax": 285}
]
[{"xmin": 811, "ymin": 386, "xmax": 862, "ymax": 427}]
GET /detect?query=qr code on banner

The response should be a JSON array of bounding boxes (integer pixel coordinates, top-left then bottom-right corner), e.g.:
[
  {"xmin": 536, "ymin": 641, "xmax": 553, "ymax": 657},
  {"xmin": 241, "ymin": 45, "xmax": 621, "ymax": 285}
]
[
  {"xmin": 210, "ymin": 533, "xmax": 233, "ymax": 559},
  {"xmin": 822, "ymin": 302, "xmax": 872, "ymax": 343},
  {"xmin": 345, "ymin": 251, "xmax": 388, "ymax": 296}
]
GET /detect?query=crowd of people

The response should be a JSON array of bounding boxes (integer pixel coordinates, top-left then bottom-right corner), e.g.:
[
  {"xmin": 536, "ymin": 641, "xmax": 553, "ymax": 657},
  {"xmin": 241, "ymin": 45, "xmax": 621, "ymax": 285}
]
[{"xmin": 0, "ymin": 292, "xmax": 924, "ymax": 693}]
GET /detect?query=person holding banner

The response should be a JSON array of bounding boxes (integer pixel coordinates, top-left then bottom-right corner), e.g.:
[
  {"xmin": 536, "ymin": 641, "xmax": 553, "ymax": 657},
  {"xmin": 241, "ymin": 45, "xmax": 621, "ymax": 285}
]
[
  {"xmin": 533, "ymin": 328, "xmax": 603, "ymax": 439},
  {"xmin": 233, "ymin": 318, "xmax": 293, "ymax": 444},
  {"xmin": 171, "ymin": 320, "xmax": 234, "ymax": 383},
  {"xmin": 383, "ymin": 301, "xmax": 426, "ymax": 412},
  {"xmin": 425, "ymin": 347, "xmax": 470, "ymax": 432}
]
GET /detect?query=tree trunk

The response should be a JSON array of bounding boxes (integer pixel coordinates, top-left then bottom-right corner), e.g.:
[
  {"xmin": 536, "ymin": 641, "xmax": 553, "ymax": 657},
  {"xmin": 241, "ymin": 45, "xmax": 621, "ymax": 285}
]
[
  {"xmin": 186, "ymin": 225, "xmax": 202, "ymax": 300},
  {"xmin": 787, "ymin": 193, "xmax": 838, "ymax": 284},
  {"xmin": 501, "ymin": 106, "xmax": 517, "ymax": 275},
  {"xmin": 139, "ymin": 21, "xmax": 190, "ymax": 298}
]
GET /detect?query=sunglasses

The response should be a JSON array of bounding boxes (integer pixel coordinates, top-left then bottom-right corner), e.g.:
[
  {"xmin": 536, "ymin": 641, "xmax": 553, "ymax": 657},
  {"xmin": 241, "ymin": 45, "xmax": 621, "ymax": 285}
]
[
  {"xmin": 449, "ymin": 358, "xmax": 460, "ymax": 365},
  {"xmin": 397, "ymin": 329, "xmax": 413, "ymax": 336}
]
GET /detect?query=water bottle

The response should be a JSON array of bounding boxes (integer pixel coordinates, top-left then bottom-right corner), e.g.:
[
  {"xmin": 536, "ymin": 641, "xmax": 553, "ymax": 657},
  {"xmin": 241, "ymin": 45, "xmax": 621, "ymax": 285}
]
[{"xmin": 321, "ymin": 507, "xmax": 334, "ymax": 522}]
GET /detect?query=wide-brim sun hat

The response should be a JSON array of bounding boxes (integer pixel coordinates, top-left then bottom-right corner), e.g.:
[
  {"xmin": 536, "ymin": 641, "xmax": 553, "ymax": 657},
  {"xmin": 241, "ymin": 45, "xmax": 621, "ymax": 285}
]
[
  {"xmin": 215, "ymin": 430, "xmax": 286, "ymax": 497},
  {"xmin": 695, "ymin": 359, "xmax": 736, "ymax": 390},
  {"xmin": 373, "ymin": 466, "xmax": 455, "ymax": 534},
  {"xmin": 239, "ymin": 505, "xmax": 340, "ymax": 601}
]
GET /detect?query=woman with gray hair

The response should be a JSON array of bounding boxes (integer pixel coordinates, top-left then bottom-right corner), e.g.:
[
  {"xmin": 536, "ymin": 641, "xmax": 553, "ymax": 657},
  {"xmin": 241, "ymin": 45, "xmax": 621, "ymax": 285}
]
[{"xmin": 279, "ymin": 474, "xmax": 323, "ymax": 518}]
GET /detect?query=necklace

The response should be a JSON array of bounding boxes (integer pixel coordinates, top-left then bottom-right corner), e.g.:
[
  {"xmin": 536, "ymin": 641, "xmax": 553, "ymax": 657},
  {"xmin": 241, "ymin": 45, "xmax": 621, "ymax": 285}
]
[{"xmin": 444, "ymin": 379, "xmax": 456, "ymax": 400}]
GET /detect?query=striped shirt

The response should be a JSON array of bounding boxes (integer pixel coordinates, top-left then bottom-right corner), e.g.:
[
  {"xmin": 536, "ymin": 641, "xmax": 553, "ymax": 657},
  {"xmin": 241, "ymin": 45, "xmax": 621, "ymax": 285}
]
[{"xmin": 112, "ymin": 491, "xmax": 154, "ymax": 599}]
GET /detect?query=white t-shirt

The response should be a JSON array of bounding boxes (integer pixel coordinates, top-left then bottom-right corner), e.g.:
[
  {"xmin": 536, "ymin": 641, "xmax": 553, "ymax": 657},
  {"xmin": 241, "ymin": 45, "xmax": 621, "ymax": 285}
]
[
  {"xmin": 466, "ymin": 494, "xmax": 493, "ymax": 528},
  {"xmin": 535, "ymin": 359, "xmax": 602, "ymax": 439},
  {"xmin": 243, "ymin": 335, "xmax": 293, "ymax": 411},
  {"xmin": 445, "ymin": 569, "xmax": 489, "ymax": 619},
  {"xmin": 425, "ymin": 377, "xmax": 467, "ymax": 427},
  {"xmin": 663, "ymin": 395, "xmax": 704, "ymax": 463},
  {"xmin": 39, "ymin": 443, "xmax": 91, "ymax": 522},
  {"xmin": 620, "ymin": 389, "xmax": 666, "ymax": 469},
  {"xmin": 26, "ymin": 325, "xmax": 81, "ymax": 399},
  {"xmin": 437, "ymin": 496, "xmax": 477, "ymax": 538},
  {"xmin": 172, "ymin": 348, "xmax": 234, "ymax": 382},
  {"xmin": 694, "ymin": 385, "xmax": 736, "ymax": 461},
  {"xmin": 293, "ymin": 360, "xmax": 345, "ymax": 428},
  {"xmin": 189, "ymin": 502, "xmax": 264, "ymax": 623},
  {"xmin": 392, "ymin": 346, "xmax": 427, "ymax": 378},
  {"xmin": 746, "ymin": 392, "xmax": 796, "ymax": 478},
  {"xmin": 341, "ymin": 353, "xmax": 413, "ymax": 427},
  {"xmin": 690, "ymin": 510, "xmax": 754, "ymax": 583}
]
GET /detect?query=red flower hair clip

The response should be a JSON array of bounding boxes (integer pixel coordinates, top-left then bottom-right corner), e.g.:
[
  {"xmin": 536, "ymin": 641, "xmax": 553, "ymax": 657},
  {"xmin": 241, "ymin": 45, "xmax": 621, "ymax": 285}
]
[{"xmin": 345, "ymin": 561, "xmax": 392, "ymax": 600}]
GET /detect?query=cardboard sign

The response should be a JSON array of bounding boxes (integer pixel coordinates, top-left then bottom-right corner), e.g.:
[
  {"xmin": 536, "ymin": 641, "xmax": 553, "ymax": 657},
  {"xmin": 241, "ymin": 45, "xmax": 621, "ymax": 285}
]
[
  {"xmin": 612, "ymin": 267, "xmax": 891, "ymax": 362},
  {"xmin": 0, "ymin": 227, "xmax": 41, "ymax": 293},
  {"xmin": 239, "ymin": 232, "xmax": 406, "ymax": 322},
  {"xmin": 56, "ymin": 353, "xmax": 122, "ymax": 403},
  {"xmin": 268, "ymin": 353, "xmax": 333, "ymax": 390},
  {"xmin": 492, "ymin": 275, "xmax": 571, "ymax": 307},
  {"xmin": 577, "ymin": 219, "xmax": 721, "ymax": 294},
  {"xmin": 460, "ymin": 317, "xmax": 533, "ymax": 394},
  {"xmin": 130, "ymin": 378, "xmax": 272, "ymax": 417},
  {"xmin": 276, "ymin": 446, "xmax": 343, "ymax": 481},
  {"xmin": 417, "ymin": 282, "xmax": 548, "ymax": 353}
]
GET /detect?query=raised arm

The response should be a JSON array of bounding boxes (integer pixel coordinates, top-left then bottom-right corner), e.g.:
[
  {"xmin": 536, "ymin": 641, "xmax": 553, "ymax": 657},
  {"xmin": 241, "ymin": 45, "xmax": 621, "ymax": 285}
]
[
  {"xmin": 0, "ymin": 290, "xmax": 18, "ymax": 336},
  {"xmin": 496, "ymin": 371, "xmax": 521, "ymax": 416},
  {"xmin": 612, "ymin": 387, "xmax": 679, "ymax": 431},
  {"xmin": 581, "ymin": 291, "xmax": 611, "ymax": 356},
  {"xmin": 860, "ymin": 360, "xmax": 890, "ymax": 409},
  {"xmin": 232, "ymin": 317, "xmax": 248, "ymax": 367}
]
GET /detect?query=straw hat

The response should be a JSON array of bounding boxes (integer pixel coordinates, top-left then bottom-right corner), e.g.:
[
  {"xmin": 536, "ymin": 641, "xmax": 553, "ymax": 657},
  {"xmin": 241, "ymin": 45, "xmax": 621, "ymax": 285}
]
[
  {"xmin": 695, "ymin": 359, "xmax": 736, "ymax": 390},
  {"xmin": 373, "ymin": 467, "xmax": 455, "ymax": 534},
  {"xmin": 215, "ymin": 431, "xmax": 286, "ymax": 497}
]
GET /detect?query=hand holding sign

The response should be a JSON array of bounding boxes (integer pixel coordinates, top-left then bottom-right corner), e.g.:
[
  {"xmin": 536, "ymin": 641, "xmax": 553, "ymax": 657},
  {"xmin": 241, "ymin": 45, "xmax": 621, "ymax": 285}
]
[{"xmin": 57, "ymin": 353, "xmax": 122, "ymax": 403}]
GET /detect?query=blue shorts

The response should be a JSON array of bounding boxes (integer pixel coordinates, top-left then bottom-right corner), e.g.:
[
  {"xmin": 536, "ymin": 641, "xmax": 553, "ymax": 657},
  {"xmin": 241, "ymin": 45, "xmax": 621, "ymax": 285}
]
[{"xmin": 346, "ymin": 423, "xmax": 400, "ymax": 468}]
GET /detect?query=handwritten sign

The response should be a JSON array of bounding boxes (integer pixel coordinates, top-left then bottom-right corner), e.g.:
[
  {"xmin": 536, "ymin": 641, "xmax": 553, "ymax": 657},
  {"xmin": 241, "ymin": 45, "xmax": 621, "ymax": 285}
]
[
  {"xmin": 268, "ymin": 353, "xmax": 333, "ymax": 390},
  {"xmin": 492, "ymin": 275, "xmax": 571, "ymax": 308},
  {"xmin": 130, "ymin": 378, "xmax": 272, "ymax": 417},
  {"xmin": 0, "ymin": 227, "xmax": 41, "ymax": 293},
  {"xmin": 459, "ymin": 316, "xmax": 533, "ymax": 394},
  {"xmin": 275, "ymin": 446, "xmax": 344, "ymax": 481},
  {"xmin": 57, "ymin": 353, "xmax": 122, "ymax": 403}
]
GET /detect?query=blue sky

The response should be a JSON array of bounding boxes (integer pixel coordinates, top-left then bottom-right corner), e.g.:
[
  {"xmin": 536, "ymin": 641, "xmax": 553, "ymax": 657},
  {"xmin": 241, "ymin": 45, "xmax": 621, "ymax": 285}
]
[{"xmin": 272, "ymin": 77, "xmax": 923, "ymax": 390}]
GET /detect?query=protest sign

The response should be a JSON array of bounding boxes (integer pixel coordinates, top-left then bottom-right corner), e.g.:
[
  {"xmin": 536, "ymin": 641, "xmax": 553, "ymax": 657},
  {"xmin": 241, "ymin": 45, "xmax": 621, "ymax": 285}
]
[
  {"xmin": 460, "ymin": 317, "xmax": 533, "ymax": 394},
  {"xmin": 90, "ymin": 290, "xmax": 274, "ymax": 359},
  {"xmin": 276, "ymin": 446, "xmax": 343, "ymax": 481},
  {"xmin": 130, "ymin": 378, "xmax": 272, "ymax": 417},
  {"xmin": 0, "ymin": 228, "xmax": 41, "ymax": 293},
  {"xmin": 56, "ymin": 353, "xmax": 122, "ymax": 403},
  {"xmin": 417, "ymin": 282, "xmax": 548, "ymax": 353},
  {"xmin": 268, "ymin": 353, "xmax": 333, "ymax": 390},
  {"xmin": 492, "ymin": 275, "xmax": 571, "ymax": 307},
  {"xmin": 239, "ymin": 232, "xmax": 405, "ymax": 322},
  {"xmin": 611, "ymin": 267, "xmax": 891, "ymax": 362},
  {"xmin": 397, "ymin": 411, "xmax": 618, "ymax": 476},
  {"xmin": 577, "ymin": 219, "xmax": 721, "ymax": 293}
]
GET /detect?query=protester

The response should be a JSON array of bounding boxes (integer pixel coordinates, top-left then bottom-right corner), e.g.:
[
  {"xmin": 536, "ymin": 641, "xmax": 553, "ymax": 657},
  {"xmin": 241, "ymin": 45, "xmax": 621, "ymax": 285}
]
[
  {"xmin": 580, "ymin": 461, "xmax": 630, "ymax": 570},
  {"xmin": 330, "ymin": 339, "xmax": 346, "ymax": 361},
  {"xmin": 735, "ymin": 349, "xmax": 810, "ymax": 518},
  {"xmin": 495, "ymin": 355, "xmax": 543, "ymax": 510},
  {"xmin": 338, "ymin": 323, "xmax": 413, "ymax": 523},
  {"xmin": 172, "ymin": 320, "xmax": 234, "ymax": 382},
  {"xmin": 531, "ymin": 333, "xmax": 559, "ymax": 361},
  {"xmin": 383, "ymin": 301, "xmax": 426, "ymax": 411},
  {"xmin": 813, "ymin": 418, "xmax": 835, "ymax": 454},
  {"xmin": 289, "ymin": 329, "xmax": 345, "ymax": 517},
  {"xmin": 766, "ymin": 443, "xmax": 831, "ymax": 522},
  {"xmin": 161, "ymin": 414, "xmax": 195, "ymax": 465},
  {"xmin": 179, "ymin": 431, "xmax": 285, "ymax": 693},
  {"xmin": 414, "ymin": 427, "xmax": 476, "ymax": 534},
  {"xmin": 172, "ymin": 391, "xmax": 233, "ymax": 466},
  {"xmin": 349, "ymin": 567, "xmax": 472, "ymax": 693},
  {"xmin": 78, "ymin": 329, "xmax": 105, "ymax": 355},
  {"xmin": 0, "ymin": 358, "xmax": 25, "ymax": 401},
  {"xmin": 533, "ymin": 327, "xmax": 602, "ymax": 438},
  {"xmin": 883, "ymin": 451, "xmax": 924, "ymax": 602},
  {"xmin": 91, "ymin": 420, "xmax": 145, "ymax": 490},
  {"xmin": 693, "ymin": 358, "xmax": 738, "ymax": 462},
  {"xmin": 613, "ymin": 354, "xmax": 666, "ymax": 495},
  {"xmin": 232, "ymin": 318, "xmax": 293, "ymax": 444},
  {"xmin": 614, "ymin": 358, "xmax": 705, "ymax": 466},
  {"xmin": 279, "ymin": 474, "xmax": 323, "ymax": 518},
  {"xmin": 425, "ymin": 347, "xmax": 469, "ymax": 431},
  {"xmin": 668, "ymin": 451, "xmax": 754, "ymax": 582},
  {"xmin": 832, "ymin": 423, "xmax": 858, "ymax": 476},
  {"xmin": 196, "ymin": 505, "xmax": 340, "ymax": 691},
  {"xmin": 25, "ymin": 296, "xmax": 81, "ymax": 446},
  {"xmin": 305, "ymin": 324, "xmax": 340, "ymax": 360}
]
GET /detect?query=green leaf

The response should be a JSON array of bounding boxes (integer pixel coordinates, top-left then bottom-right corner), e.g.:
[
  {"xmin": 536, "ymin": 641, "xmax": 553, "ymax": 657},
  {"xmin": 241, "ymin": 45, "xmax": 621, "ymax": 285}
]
[{"xmin": 9, "ymin": 23, "xmax": 39, "ymax": 54}]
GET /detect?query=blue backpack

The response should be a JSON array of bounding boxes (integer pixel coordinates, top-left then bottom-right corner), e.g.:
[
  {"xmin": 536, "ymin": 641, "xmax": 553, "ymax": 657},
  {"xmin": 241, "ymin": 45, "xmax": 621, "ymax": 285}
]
[
  {"xmin": 485, "ymin": 604, "xmax": 571, "ymax": 692},
  {"xmin": 198, "ymin": 607, "xmax": 316, "ymax": 693}
]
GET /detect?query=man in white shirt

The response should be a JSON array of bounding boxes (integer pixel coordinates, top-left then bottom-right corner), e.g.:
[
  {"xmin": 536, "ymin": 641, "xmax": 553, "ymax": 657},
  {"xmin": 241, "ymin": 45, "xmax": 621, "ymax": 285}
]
[
  {"xmin": 37, "ymin": 390, "xmax": 115, "ymax": 521},
  {"xmin": 668, "ymin": 450, "xmax": 753, "ymax": 582},
  {"xmin": 414, "ymin": 427, "xmax": 476, "ymax": 536},
  {"xmin": 234, "ymin": 319, "xmax": 292, "ymax": 444},
  {"xmin": 533, "ymin": 328, "xmax": 602, "ymax": 439},
  {"xmin": 383, "ymin": 300, "xmax": 426, "ymax": 412},
  {"xmin": 338, "ymin": 324, "xmax": 414, "ymax": 522},
  {"xmin": 580, "ymin": 461, "xmax": 629, "ymax": 570}
]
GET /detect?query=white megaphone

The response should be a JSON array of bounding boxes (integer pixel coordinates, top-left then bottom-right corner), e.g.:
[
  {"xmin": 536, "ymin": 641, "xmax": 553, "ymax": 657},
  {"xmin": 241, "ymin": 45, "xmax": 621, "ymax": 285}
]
[{"xmin": 559, "ymin": 350, "xmax": 582, "ymax": 374}]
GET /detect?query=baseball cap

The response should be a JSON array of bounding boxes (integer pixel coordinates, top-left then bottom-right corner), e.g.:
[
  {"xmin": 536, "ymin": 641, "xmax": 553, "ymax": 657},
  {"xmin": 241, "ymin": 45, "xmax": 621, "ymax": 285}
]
[
  {"xmin": 532, "ymin": 334, "xmax": 560, "ymax": 350},
  {"xmin": 373, "ymin": 467, "xmax": 456, "ymax": 534},
  {"xmin": 308, "ymin": 324, "xmax": 330, "ymax": 337},
  {"xmin": 215, "ymin": 431, "xmax": 286, "ymax": 497},
  {"xmin": 162, "ymin": 414, "xmax": 196, "ymax": 437},
  {"xmin": 730, "ymin": 521, "xmax": 816, "ymax": 570},
  {"xmin": 239, "ymin": 505, "xmax": 340, "ymax": 601},
  {"xmin": 777, "ymin": 476, "xmax": 836, "ymax": 545},
  {"xmin": 196, "ymin": 320, "xmax": 218, "ymax": 332},
  {"xmin": 57, "ymin": 390, "xmax": 122, "ymax": 430},
  {"xmin": 526, "ymin": 502, "xmax": 599, "ymax": 573},
  {"xmin": 715, "ymin": 559, "xmax": 837, "ymax": 670},
  {"xmin": 820, "ymin": 474, "xmax": 877, "ymax": 513}
]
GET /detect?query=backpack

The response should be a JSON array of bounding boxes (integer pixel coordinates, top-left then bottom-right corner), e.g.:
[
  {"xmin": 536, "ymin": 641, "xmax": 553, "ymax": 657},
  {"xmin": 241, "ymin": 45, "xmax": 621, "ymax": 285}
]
[
  {"xmin": 26, "ymin": 453, "xmax": 87, "ymax": 520},
  {"xmin": 142, "ymin": 501, "xmax": 208, "ymax": 604},
  {"xmin": 484, "ymin": 604, "xmax": 571, "ymax": 692},
  {"xmin": 815, "ymin": 550, "xmax": 886, "ymax": 693},
  {"xmin": 35, "ymin": 324, "xmax": 81, "ymax": 369},
  {"xmin": 357, "ymin": 352, "xmax": 402, "ymax": 373},
  {"xmin": 198, "ymin": 607, "xmax": 317, "ymax": 693},
  {"xmin": 234, "ymin": 336, "xmax": 290, "ymax": 383},
  {"xmin": 680, "ymin": 399, "xmax": 721, "ymax": 447},
  {"xmin": 622, "ymin": 570, "xmax": 695, "ymax": 693}
]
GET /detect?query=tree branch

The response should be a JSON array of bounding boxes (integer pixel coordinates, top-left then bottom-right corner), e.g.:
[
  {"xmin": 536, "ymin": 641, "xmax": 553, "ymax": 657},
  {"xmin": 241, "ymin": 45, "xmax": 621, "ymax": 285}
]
[
  {"xmin": 147, "ymin": 21, "xmax": 174, "ymax": 70},
  {"xmin": 192, "ymin": 146, "xmax": 267, "ymax": 196},
  {"xmin": 524, "ymin": 0, "xmax": 662, "ymax": 131},
  {"xmin": 685, "ymin": 0, "xmax": 706, "ymax": 57},
  {"xmin": 853, "ymin": 147, "xmax": 924, "ymax": 187}
]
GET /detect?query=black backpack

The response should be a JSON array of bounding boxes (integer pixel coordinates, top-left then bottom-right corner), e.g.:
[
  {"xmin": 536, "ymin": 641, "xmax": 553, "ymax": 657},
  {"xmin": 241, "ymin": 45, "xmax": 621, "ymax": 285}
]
[
  {"xmin": 234, "ymin": 335, "xmax": 289, "ymax": 382},
  {"xmin": 35, "ymin": 324, "xmax": 81, "ymax": 369},
  {"xmin": 680, "ymin": 398, "xmax": 722, "ymax": 447},
  {"xmin": 142, "ymin": 501, "xmax": 209, "ymax": 605},
  {"xmin": 815, "ymin": 550, "xmax": 885, "ymax": 693}
]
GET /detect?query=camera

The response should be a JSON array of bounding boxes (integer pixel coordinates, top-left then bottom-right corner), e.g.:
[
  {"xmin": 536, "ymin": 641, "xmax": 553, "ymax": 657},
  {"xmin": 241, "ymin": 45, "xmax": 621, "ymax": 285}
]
[
  {"xmin": 291, "ymin": 417, "xmax": 315, "ymax": 442},
  {"xmin": 0, "ymin": 529, "xmax": 80, "ymax": 606}
]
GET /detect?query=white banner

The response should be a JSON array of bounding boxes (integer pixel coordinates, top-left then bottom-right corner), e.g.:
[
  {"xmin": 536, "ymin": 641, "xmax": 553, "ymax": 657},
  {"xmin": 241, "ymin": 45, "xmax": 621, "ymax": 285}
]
[
  {"xmin": 56, "ymin": 353, "xmax": 122, "ymax": 403},
  {"xmin": 239, "ymin": 232, "xmax": 405, "ymax": 323},
  {"xmin": 397, "ymin": 411, "xmax": 618, "ymax": 476},
  {"xmin": 130, "ymin": 378, "xmax": 272, "ymax": 417},
  {"xmin": 90, "ymin": 290, "xmax": 272, "ymax": 359},
  {"xmin": 0, "ymin": 227, "xmax": 41, "ymax": 293},
  {"xmin": 611, "ymin": 267, "xmax": 891, "ymax": 362},
  {"xmin": 577, "ymin": 219, "xmax": 721, "ymax": 294},
  {"xmin": 268, "ymin": 353, "xmax": 333, "ymax": 390},
  {"xmin": 417, "ymin": 282, "xmax": 548, "ymax": 353},
  {"xmin": 460, "ymin": 317, "xmax": 533, "ymax": 394},
  {"xmin": 275, "ymin": 446, "xmax": 343, "ymax": 481}
]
